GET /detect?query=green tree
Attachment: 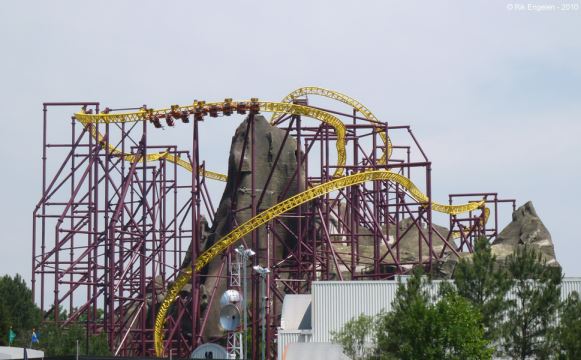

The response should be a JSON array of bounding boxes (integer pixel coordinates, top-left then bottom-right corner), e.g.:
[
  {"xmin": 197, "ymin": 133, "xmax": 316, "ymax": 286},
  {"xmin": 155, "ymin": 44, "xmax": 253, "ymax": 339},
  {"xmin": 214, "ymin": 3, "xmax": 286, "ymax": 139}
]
[
  {"xmin": 38, "ymin": 321, "xmax": 111, "ymax": 356},
  {"xmin": 432, "ymin": 290, "xmax": 493, "ymax": 360},
  {"xmin": 502, "ymin": 245, "xmax": 562, "ymax": 359},
  {"xmin": 0, "ymin": 301, "xmax": 9, "ymax": 345},
  {"xmin": 0, "ymin": 274, "xmax": 41, "ymax": 347},
  {"xmin": 453, "ymin": 237, "xmax": 511, "ymax": 344},
  {"xmin": 331, "ymin": 313, "xmax": 375, "ymax": 360},
  {"xmin": 38, "ymin": 305, "xmax": 110, "ymax": 356},
  {"xmin": 375, "ymin": 269, "xmax": 432, "ymax": 359},
  {"xmin": 0, "ymin": 274, "xmax": 110, "ymax": 355},
  {"xmin": 87, "ymin": 331, "xmax": 110, "ymax": 356},
  {"xmin": 374, "ymin": 269, "xmax": 491, "ymax": 360},
  {"xmin": 38, "ymin": 322, "xmax": 84, "ymax": 355},
  {"xmin": 555, "ymin": 291, "xmax": 581, "ymax": 359}
]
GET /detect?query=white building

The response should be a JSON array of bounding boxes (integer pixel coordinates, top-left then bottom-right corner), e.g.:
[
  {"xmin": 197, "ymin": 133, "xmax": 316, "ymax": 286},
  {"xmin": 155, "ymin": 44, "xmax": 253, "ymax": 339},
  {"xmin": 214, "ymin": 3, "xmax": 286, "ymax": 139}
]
[
  {"xmin": 277, "ymin": 278, "xmax": 581, "ymax": 360},
  {"xmin": 0, "ymin": 347, "xmax": 44, "ymax": 359}
]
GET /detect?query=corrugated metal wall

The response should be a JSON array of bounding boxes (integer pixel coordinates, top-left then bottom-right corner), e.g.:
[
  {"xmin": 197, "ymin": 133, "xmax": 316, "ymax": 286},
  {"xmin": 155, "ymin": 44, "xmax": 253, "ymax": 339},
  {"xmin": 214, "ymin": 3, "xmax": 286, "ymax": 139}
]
[
  {"xmin": 560, "ymin": 278, "xmax": 581, "ymax": 299},
  {"xmin": 310, "ymin": 278, "xmax": 581, "ymax": 343},
  {"xmin": 312, "ymin": 281, "xmax": 398, "ymax": 343},
  {"xmin": 277, "ymin": 330, "xmax": 312, "ymax": 359}
]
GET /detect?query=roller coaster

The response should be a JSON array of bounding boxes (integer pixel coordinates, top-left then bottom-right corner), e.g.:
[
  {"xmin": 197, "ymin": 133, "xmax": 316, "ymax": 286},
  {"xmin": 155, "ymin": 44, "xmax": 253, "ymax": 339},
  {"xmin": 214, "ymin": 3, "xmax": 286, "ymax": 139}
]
[{"xmin": 32, "ymin": 88, "xmax": 515, "ymax": 359}]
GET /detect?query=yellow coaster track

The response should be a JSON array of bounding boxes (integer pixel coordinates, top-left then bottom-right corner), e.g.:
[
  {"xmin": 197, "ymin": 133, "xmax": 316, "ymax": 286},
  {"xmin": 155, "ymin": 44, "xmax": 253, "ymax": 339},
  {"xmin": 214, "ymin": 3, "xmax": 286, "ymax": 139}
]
[
  {"xmin": 451, "ymin": 207, "xmax": 491, "ymax": 239},
  {"xmin": 75, "ymin": 96, "xmax": 480, "ymax": 215},
  {"xmin": 73, "ymin": 91, "xmax": 488, "ymax": 357},
  {"xmin": 272, "ymin": 86, "xmax": 393, "ymax": 163},
  {"xmin": 81, "ymin": 123, "xmax": 230, "ymax": 181},
  {"xmin": 152, "ymin": 169, "xmax": 485, "ymax": 356},
  {"xmin": 77, "ymin": 87, "xmax": 392, "ymax": 182},
  {"xmin": 75, "ymin": 100, "xmax": 347, "ymax": 178}
]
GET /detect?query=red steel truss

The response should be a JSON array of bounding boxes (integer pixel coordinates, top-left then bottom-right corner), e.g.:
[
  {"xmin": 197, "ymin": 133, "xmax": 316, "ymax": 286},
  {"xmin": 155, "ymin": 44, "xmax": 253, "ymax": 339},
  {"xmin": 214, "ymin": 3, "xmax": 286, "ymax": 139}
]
[{"xmin": 33, "ymin": 100, "xmax": 514, "ymax": 358}]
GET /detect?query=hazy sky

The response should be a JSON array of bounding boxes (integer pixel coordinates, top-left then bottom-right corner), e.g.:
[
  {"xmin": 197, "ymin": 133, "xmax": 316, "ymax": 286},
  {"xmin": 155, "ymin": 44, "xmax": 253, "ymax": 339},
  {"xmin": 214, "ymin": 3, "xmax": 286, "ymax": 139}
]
[{"xmin": 0, "ymin": 0, "xmax": 580, "ymax": 287}]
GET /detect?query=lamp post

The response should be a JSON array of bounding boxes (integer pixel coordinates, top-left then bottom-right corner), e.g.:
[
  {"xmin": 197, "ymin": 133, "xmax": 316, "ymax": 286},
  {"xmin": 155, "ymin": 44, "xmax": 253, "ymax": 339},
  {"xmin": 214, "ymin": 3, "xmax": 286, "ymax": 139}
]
[
  {"xmin": 234, "ymin": 245, "xmax": 255, "ymax": 359},
  {"xmin": 253, "ymin": 265, "xmax": 270, "ymax": 360}
]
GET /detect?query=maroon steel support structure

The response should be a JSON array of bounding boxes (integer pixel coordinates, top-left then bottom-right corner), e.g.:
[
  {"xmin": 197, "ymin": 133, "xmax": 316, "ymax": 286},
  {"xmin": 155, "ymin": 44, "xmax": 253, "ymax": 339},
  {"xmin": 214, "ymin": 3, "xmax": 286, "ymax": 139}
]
[
  {"xmin": 33, "ymin": 98, "xmax": 514, "ymax": 359},
  {"xmin": 33, "ymin": 103, "xmax": 206, "ymax": 356}
]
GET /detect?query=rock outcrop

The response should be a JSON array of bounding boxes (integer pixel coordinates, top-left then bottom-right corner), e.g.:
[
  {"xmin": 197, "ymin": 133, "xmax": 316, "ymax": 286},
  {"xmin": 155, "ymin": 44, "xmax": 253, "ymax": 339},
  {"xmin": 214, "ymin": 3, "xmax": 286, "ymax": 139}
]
[
  {"xmin": 397, "ymin": 218, "xmax": 452, "ymax": 263},
  {"xmin": 433, "ymin": 201, "xmax": 560, "ymax": 278},
  {"xmin": 491, "ymin": 201, "xmax": 559, "ymax": 267},
  {"xmin": 177, "ymin": 116, "xmax": 560, "ymax": 336},
  {"xmin": 183, "ymin": 114, "xmax": 302, "ymax": 339},
  {"xmin": 437, "ymin": 201, "xmax": 561, "ymax": 278}
]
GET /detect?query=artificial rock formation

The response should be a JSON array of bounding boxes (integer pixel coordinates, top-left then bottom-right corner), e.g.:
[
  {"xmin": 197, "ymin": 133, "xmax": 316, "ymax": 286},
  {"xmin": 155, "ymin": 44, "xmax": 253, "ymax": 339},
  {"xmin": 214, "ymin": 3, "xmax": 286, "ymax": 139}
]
[
  {"xmin": 184, "ymin": 114, "xmax": 301, "ymax": 339},
  {"xmin": 324, "ymin": 206, "xmax": 454, "ymax": 277},
  {"xmin": 434, "ymin": 201, "xmax": 560, "ymax": 278},
  {"xmin": 397, "ymin": 218, "xmax": 452, "ymax": 264},
  {"xmin": 438, "ymin": 201, "xmax": 561, "ymax": 279},
  {"xmin": 490, "ymin": 201, "xmax": 559, "ymax": 267},
  {"xmin": 177, "ymin": 115, "xmax": 560, "ymax": 337}
]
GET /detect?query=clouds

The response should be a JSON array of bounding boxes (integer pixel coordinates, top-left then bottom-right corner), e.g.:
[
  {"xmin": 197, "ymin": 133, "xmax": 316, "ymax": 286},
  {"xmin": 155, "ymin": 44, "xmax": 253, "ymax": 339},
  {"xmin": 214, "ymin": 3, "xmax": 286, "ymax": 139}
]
[{"xmin": 0, "ymin": 0, "xmax": 579, "ymax": 281}]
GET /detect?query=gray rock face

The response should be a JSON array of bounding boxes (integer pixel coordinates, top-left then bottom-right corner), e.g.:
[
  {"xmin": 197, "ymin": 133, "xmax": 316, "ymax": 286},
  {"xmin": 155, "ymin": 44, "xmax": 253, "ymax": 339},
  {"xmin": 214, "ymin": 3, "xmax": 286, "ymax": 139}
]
[
  {"xmin": 185, "ymin": 114, "xmax": 301, "ymax": 339},
  {"xmin": 393, "ymin": 218, "xmax": 459, "ymax": 279},
  {"xmin": 491, "ymin": 201, "xmax": 559, "ymax": 267},
  {"xmin": 326, "ymin": 210, "xmax": 454, "ymax": 277},
  {"xmin": 397, "ymin": 218, "xmax": 452, "ymax": 263},
  {"xmin": 436, "ymin": 202, "xmax": 560, "ymax": 278},
  {"xmin": 175, "ymin": 116, "xmax": 561, "ymax": 338}
]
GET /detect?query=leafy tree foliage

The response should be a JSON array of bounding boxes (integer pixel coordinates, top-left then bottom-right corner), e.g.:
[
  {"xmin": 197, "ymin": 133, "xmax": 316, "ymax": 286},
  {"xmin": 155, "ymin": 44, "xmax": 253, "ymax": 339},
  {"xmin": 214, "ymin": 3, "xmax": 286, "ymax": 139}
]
[
  {"xmin": 0, "ymin": 273, "xmax": 109, "ymax": 356},
  {"xmin": 432, "ymin": 291, "xmax": 493, "ymax": 359},
  {"xmin": 555, "ymin": 291, "xmax": 581, "ymax": 359},
  {"xmin": 331, "ymin": 313, "xmax": 375, "ymax": 360},
  {"xmin": 0, "ymin": 274, "xmax": 41, "ymax": 347},
  {"xmin": 38, "ymin": 321, "xmax": 111, "ymax": 356},
  {"xmin": 453, "ymin": 237, "xmax": 511, "ymax": 344},
  {"xmin": 374, "ymin": 269, "xmax": 432, "ymax": 359},
  {"xmin": 374, "ymin": 269, "xmax": 492, "ymax": 360},
  {"xmin": 331, "ymin": 241, "xmax": 581, "ymax": 360},
  {"xmin": 501, "ymin": 245, "xmax": 562, "ymax": 359},
  {"xmin": 36, "ymin": 305, "xmax": 110, "ymax": 356},
  {"xmin": 0, "ymin": 301, "xmax": 9, "ymax": 345}
]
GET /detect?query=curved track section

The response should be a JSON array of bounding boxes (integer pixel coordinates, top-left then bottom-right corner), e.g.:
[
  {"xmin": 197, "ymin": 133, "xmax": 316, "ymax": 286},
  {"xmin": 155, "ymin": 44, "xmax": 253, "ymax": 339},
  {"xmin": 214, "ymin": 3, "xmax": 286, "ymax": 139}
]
[
  {"xmin": 75, "ymin": 100, "xmax": 347, "ymax": 178},
  {"xmin": 271, "ymin": 86, "xmax": 393, "ymax": 163},
  {"xmin": 451, "ymin": 207, "xmax": 491, "ymax": 239},
  {"xmin": 85, "ymin": 124, "xmax": 229, "ymax": 181},
  {"xmin": 77, "ymin": 99, "xmax": 481, "ymax": 215},
  {"xmin": 153, "ymin": 169, "xmax": 485, "ymax": 356}
]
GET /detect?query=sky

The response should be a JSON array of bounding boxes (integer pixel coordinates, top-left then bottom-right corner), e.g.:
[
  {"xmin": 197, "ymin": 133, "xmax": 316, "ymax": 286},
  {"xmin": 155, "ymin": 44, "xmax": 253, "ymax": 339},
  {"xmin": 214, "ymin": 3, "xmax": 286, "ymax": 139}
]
[{"xmin": 0, "ymin": 0, "xmax": 579, "ymax": 289}]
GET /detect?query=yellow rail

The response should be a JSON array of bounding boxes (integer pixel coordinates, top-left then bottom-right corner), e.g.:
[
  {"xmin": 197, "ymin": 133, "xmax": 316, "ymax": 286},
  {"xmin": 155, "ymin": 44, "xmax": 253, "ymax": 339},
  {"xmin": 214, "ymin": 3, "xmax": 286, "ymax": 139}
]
[
  {"xmin": 272, "ymin": 86, "xmax": 393, "ymax": 164},
  {"xmin": 451, "ymin": 207, "xmax": 491, "ymax": 239},
  {"xmin": 75, "ymin": 100, "xmax": 347, "ymax": 178},
  {"xmin": 83, "ymin": 123, "xmax": 229, "ymax": 181},
  {"xmin": 153, "ymin": 169, "xmax": 485, "ymax": 356},
  {"xmin": 73, "ymin": 91, "xmax": 488, "ymax": 357},
  {"xmin": 78, "ymin": 88, "xmax": 392, "ymax": 181}
]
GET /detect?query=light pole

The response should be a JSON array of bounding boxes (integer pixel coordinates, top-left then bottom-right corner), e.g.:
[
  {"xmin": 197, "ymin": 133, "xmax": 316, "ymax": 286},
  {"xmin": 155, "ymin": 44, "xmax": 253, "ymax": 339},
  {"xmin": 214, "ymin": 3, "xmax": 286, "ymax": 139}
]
[
  {"xmin": 253, "ymin": 265, "xmax": 270, "ymax": 360},
  {"xmin": 235, "ymin": 245, "xmax": 255, "ymax": 359}
]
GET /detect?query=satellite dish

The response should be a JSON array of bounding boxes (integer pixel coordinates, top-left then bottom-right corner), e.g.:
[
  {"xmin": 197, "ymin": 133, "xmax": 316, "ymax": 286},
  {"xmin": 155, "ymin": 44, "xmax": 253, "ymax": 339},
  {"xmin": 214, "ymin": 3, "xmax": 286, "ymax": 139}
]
[
  {"xmin": 219, "ymin": 303, "xmax": 241, "ymax": 331},
  {"xmin": 191, "ymin": 343, "xmax": 228, "ymax": 359},
  {"xmin": 220, "ymin": 289, "xmax": 242, "ymax": 307}
]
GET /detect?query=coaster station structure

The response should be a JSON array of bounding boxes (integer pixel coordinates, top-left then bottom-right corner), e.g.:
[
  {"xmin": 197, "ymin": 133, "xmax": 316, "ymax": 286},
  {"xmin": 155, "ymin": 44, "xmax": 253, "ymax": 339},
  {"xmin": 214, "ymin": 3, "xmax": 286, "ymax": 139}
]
[{"xmin": 32, "ymin": 88, "xmax": 514, "ymax": 359}]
